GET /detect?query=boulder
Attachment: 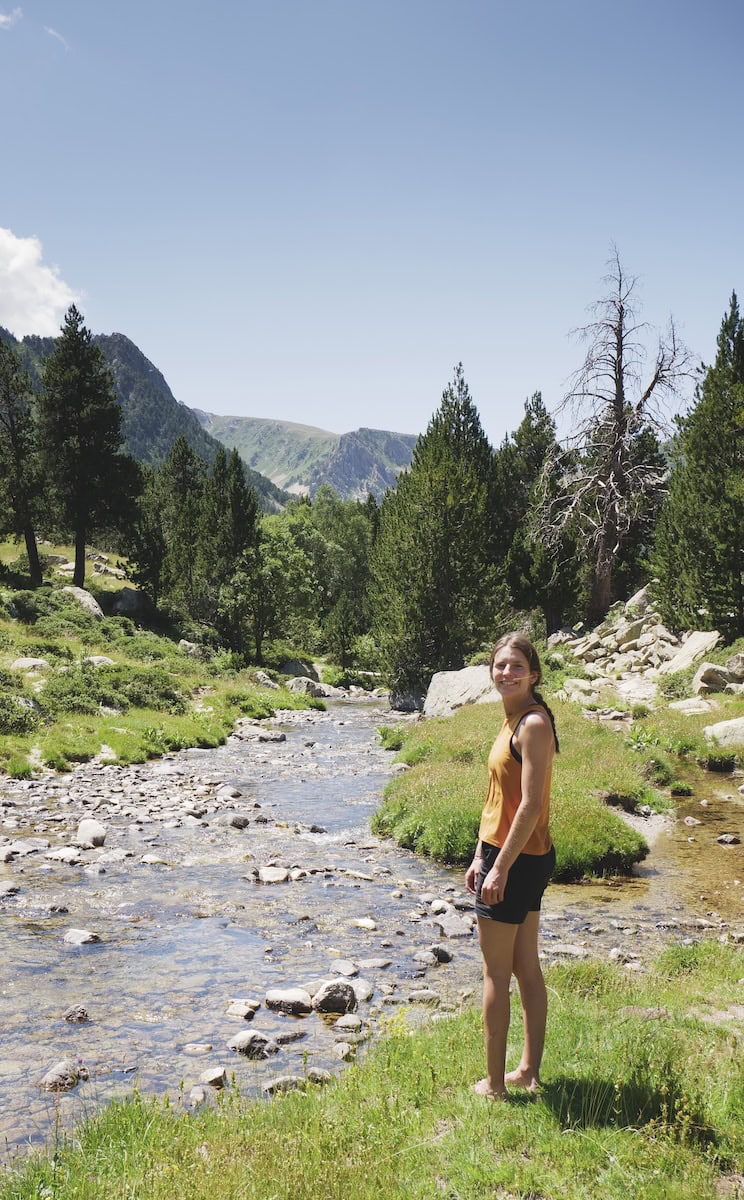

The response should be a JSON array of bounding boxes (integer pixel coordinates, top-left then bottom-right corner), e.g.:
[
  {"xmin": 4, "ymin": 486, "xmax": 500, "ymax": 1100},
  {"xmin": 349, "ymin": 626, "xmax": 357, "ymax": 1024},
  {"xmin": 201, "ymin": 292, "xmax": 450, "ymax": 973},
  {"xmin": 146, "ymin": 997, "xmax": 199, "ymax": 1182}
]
[
  {"xmin": 254, "ymin": 670, "xmax": 280, "ymax": 690},
  {"xmin": 668, "ymin": 697, "xmax": 716, "ymax": 715},
  {"xmin": 61, "ymin": 586, "xmax": 104, "ymax": 620},
  {"xmin": 287, "ymin": 676, "xmax": 326, "ymax": 698},
  {"xmin": 311, "ymin": 980, "xmax": 357, "ymax": 1014},
  {"xmin": 10, "ymin": 657, "xmax": 50, "ymax": 671},
  {"xmin": 111, "ymin": 587, "xmax": 151, "ymax": 617},
  {"xmin": 725, "ymin": 653, "xmax": 744, "ymax": 682},
  {"xmin": 703, "ymin": 716, "xmax": 744, "ymax": 748},
  {"xmin": 658, "ymin": 630, "xmax": 721, "ymax": 676},
  {"xmin": 423, "ymin": 664, "xmax": 498, "ymax": 719},
  {"xmin": 228, "ymin": 1031, "xmax": 279, "ymax": 1058},
  {"xmin": 692, "ymin": 662, "xmax": 736, "ymax": 695},
  {"xmin": 278, "ymin": 659, "xmax": 318, "ymax": 681},
  {"xmin": 624, "ymin": 585, "xmax": 653, "ymax": 615},
  {"xmin": 265, "ymin": 988, "xmax": 313, "ymax": 1016},
  {"xmin": 41, "ymin": 1059, "xmax": 89, "ymax": 1091},
  {"xmin": 389, "ymin": 689, "xmax": 425, "ymax": 712},
  {"xmin": 82, "ymin": 655, "xmax": 115, "ymax": 668},
  {"xmin": 76, "ymin": 818, "xmax": 107, "ymax": 848}
]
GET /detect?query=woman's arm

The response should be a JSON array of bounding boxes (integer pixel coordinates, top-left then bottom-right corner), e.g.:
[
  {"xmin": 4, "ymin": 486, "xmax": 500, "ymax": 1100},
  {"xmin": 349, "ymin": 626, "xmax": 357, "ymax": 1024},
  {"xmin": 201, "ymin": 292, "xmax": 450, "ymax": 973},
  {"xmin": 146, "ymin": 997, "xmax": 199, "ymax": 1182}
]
[
  {"xmin": 479, "ymin": 713, "xmax": 553, "ymax": 905},
  {"xmin": 465, "ymin": 839, "xmax": 484, "ymax": 894}
]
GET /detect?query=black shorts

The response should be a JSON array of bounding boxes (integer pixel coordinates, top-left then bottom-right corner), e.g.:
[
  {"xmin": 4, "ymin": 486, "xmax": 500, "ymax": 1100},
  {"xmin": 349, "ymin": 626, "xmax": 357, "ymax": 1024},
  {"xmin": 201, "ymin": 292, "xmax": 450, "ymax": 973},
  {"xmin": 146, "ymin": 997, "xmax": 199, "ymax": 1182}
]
[{"xmin": 475, "ymin": 842, "xmax": 556, "ymax": 925}]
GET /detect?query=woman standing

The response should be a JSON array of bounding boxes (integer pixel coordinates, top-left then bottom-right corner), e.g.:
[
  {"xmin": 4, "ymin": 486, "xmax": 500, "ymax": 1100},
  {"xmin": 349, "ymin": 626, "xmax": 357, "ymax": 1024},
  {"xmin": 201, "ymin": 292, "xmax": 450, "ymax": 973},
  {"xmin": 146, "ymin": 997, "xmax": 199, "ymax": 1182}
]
[{"xmin": 465, "ymin": 633, "xmax": 559, "ymax": 1099}]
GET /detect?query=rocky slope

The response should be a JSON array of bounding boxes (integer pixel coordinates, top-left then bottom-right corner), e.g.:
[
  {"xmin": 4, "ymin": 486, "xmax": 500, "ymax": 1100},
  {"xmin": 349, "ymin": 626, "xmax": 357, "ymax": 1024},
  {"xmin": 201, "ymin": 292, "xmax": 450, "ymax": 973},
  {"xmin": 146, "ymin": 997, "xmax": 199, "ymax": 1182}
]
[{"xmin": 194, "ymin": 411, "xmax": 417, "ymax": 501}]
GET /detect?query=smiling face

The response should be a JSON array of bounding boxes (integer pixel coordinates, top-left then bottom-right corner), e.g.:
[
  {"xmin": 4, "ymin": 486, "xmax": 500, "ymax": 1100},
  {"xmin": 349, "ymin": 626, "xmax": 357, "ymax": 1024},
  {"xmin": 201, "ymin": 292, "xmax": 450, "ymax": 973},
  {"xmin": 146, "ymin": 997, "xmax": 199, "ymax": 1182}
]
[{"xmin": 490, "ymin": 645, "xmax": 538, "ymax": 704}]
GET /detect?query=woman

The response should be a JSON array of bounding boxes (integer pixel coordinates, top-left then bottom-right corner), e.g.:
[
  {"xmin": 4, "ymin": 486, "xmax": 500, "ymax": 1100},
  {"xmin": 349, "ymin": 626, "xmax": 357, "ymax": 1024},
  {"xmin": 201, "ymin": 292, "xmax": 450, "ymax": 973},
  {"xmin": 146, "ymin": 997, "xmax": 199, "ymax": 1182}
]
[{"xmin": 465, "ymin": 633, "xmax": 559, "ymax": 1099}]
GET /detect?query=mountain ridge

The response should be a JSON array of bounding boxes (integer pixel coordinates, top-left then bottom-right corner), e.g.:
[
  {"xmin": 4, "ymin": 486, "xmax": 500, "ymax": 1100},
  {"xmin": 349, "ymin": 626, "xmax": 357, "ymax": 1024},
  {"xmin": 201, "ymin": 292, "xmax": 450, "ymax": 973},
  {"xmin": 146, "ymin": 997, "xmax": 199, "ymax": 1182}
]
[{"xmin": 194, "ymin": 410, "xmax": 417, "ymax": 500}]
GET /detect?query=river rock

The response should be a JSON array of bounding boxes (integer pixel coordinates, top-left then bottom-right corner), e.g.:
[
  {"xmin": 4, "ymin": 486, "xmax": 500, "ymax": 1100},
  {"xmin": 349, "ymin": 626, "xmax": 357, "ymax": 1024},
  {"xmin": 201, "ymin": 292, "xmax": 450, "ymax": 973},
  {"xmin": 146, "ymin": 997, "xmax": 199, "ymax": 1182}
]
[
  {"xmin": 50, "ymin": 847, "xmax": 86, "ymax": 866},
  {"xmin": 258, "ymin": 866, "xmax": 290, "ymax": 884},
  {"xmin": 41, "ymin": 1059, "xmax": 89, "ymax": 1091},
  {"xmin": 717, "ymin": 834, "xmax": 741, "ymax": 846},
  {"xmin": 263, "ymin": 1069, "xmax": 331, "ymax": 1096},
  {"xmin": 265, "ymin": 988, "xmax": 312, "ymax": 1016},
  {"xmin": 414, "ymin": 950, "xmax": 438, "ymax": 967},
  {"xmin": 199, "ymin": 1067, "xmax": 227, "ymax": 1088},
  {"xmin": 76, "ymin": 818, "xmax": 107, "ymax": 847},
  {"xmin": 658, "ymin": 630, "xmax": 721, "ymax": 675},
  {"xmin": 226, "ymin": 999, "xmax": 260, "ymax": 1019},
  {"xmin": 334, "ymin": 1041, "xmax": 355, "ymax": 1060},
  {"xmin": 330, "ymin": 959, "xmax": 358, "ymax": 978},
  {"xmin": 62, "ymin": 1004, "xmax": 89, "ymax": 1024},
  {"xmin": 228, "ymin": 1030, "xmax": 279, "ymax": 1058},
  {"xmin": 350, "ymin": 917, "xmax": 377, "ymax": 930},
  {"xmin": 703, "ymin": 716, "xmax": 744, "ymax": 748},
  {"xmin": 63, "ymin": 928, "xmax": 101, "ymax": 946},
  {"xmin": 351, "ymin": 978, "xmax": 374, "ymax": 1003},
  {"xmin": 0, "ymin": 881, "xmax": 20, "ymax": 898},
  {"xmin": 312, "ymin": 980, "xmax": 357, "ymax": 1014},
  {"xmin": 5, "ymin": 838, "xmax": 50, "ymax": 858},
  {"xmin": 189, "ymin": 1085, "xmax": 207, "ymax": 1106},
  {"xmin": 423, "ymin": 665, "xmax": 498, "ymax": 718},
  {"xmin": 287, "ymin": 676, "xmax": 326, "ymax": 698},
  {"xmin": 431, "ymin": 911, "xmax": 474, "ymax": 939},
  {"xmin": 335, "ymin": 1014, "xmax": 363, "ymax": 1033},
  {"xmin": 61, "ymin": 586, "xmax": 104, "ymax": 620},
  {"xmin": 408, "ymin": 988, "xmax": 440, "ymax": 1005}
]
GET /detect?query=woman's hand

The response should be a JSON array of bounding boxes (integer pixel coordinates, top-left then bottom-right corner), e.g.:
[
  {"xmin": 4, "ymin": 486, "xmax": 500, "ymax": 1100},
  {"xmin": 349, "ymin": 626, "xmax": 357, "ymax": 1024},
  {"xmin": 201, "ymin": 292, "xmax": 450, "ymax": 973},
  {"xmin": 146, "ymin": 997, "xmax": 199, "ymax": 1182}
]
[
  {"xmin": 465, "ymin": 857, "xmax": 482, "ymax": 895},
  {"xmin": 480, "ymin": 860, "xmax": 509, "ymax": 906}
]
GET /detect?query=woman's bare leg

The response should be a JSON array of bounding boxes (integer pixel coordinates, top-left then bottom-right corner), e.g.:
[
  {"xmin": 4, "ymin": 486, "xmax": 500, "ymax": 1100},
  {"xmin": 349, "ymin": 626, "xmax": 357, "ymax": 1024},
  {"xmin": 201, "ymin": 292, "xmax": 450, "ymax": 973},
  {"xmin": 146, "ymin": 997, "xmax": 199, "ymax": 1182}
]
[
  {"xmin": 475, "ymin": 916, "xmax": 519, "ymax": 1099},
  {"xmin": 505, "ymin": 910, "xmax": 546, "ymax": 1090}
]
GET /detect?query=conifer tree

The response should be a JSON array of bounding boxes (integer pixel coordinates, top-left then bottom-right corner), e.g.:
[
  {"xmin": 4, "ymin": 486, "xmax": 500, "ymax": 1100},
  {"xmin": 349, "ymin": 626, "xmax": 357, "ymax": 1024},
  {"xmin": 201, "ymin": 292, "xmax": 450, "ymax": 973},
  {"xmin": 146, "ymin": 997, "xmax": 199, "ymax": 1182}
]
[
  {"xmin": 0, "ymin": 340, "xmax": 44, "ymax": 585},
  {"xmin": 370, "ymin": 364, "xmax": 498, "ymax": 698},
  {"xmin": 653, "ymin": 293, "xmax": 744, "ymax": 637},
  {"xmin": 38, "ymin": 305, "xmax": 140, "ymax": 586}
]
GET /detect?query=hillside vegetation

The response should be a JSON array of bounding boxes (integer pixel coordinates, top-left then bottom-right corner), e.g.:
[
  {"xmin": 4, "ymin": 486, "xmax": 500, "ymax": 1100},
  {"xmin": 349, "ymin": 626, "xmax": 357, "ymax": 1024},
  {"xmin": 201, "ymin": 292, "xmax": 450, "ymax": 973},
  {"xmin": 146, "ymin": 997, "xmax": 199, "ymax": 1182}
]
[{"xmin": 195, "ymin": 410, "xmax": 417, "ymax": 500}]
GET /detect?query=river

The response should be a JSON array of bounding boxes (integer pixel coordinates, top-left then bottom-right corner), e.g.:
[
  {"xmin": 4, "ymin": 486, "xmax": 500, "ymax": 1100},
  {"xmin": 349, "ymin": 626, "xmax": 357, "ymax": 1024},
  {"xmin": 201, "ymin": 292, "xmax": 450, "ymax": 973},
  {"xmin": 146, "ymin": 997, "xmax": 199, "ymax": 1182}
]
[{"xmin": 0, "ymin": 699, "xmax": 741, "ymax": 1160}]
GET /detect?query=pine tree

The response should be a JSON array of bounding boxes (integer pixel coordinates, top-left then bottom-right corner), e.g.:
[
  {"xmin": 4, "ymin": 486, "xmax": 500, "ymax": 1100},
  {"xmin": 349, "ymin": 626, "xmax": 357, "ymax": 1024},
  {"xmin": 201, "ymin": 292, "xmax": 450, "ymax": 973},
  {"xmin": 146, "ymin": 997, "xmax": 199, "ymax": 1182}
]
[
  {"xmin": 653, "ymin": 293, "xmax": 744, "ymax": 637},
  {"xmin": 370, "ymin": 364, "xmax": 498, "ymax": 698},
  {"xmin": 159, "ymin": 436, "xmax": 207, "ymax": 617},
  {"xmin": 0, "ymin": 340, "xmax": 43, "ymax": 585},
  {"xmin": 38, "ymin": 305, "xmax": 141, "ymax": 586}
]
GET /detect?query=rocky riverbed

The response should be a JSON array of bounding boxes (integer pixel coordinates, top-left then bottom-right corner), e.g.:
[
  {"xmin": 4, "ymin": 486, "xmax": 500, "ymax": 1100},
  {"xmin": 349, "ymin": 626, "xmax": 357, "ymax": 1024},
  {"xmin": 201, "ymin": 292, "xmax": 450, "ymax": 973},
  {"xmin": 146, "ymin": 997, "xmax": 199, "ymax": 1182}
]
[{"xmin": 1, "ymin": 699, "xmax": 742, "ymax": 1158}]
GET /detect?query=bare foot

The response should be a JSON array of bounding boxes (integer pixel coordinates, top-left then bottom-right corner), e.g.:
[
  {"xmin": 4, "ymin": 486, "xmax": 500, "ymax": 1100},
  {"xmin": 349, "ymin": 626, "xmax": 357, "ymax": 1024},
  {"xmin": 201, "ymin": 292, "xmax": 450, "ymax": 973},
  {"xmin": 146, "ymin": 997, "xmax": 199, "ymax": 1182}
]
[
  {"xmin": 472, "ymin": 1078, "xmax": 508, "ymax": 1101},
  {"xmin": 504, "ymin": 1068, "xmax": 541, "ymax": 1092}
]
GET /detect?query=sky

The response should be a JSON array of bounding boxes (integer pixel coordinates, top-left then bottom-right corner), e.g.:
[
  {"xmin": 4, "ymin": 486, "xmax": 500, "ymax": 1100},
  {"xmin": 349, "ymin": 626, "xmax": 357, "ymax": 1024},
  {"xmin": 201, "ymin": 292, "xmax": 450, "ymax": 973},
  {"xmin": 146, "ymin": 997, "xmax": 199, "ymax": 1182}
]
[{"xmin": 1, "ymin": 0, "xmax": 742, "ymax": 445}]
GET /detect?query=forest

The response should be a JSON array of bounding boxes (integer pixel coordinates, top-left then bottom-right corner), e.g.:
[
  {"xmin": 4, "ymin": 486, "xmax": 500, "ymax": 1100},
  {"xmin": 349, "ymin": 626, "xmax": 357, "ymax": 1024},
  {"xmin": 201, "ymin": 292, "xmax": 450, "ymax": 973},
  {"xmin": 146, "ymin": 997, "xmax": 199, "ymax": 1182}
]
[{"xmin": 1, "ymin": 260, "xmax": 743, "ymax": 700}]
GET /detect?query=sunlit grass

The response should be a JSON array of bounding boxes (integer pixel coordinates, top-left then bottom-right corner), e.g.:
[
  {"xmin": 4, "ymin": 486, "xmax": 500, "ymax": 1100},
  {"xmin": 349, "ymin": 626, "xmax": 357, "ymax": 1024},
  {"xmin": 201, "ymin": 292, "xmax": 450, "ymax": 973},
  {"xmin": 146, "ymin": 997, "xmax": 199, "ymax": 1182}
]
[{"xmin": 2, "ymin": 943, "xmax": 741, "ymax": 1200}]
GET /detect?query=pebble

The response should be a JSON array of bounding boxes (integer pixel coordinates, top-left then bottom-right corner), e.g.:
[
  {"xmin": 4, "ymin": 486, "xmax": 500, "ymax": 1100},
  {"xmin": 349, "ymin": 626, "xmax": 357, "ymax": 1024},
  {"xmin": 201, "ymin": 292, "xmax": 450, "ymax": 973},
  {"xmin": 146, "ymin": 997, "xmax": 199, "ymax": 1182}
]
[
  {"xmin": 62, "ymin": 1004, "xmax": 89, "ymax": 1024},
  {"xmin": 198, "ymin": 1067, "xmax": 226, "ymax": 1088},
  {"xmin": 63, "ymin": 928, "xmax": 101, "ymax": 946}
]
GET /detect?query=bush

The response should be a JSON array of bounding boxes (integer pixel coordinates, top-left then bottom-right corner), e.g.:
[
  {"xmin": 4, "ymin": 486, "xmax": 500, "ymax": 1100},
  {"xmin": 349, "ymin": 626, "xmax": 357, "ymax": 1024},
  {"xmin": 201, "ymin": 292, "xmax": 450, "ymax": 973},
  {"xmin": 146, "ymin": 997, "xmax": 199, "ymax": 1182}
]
[
  {"xmin": 41, "ymin": 664, "xmax": 187, "ymax": 716},
  {"xmin": 658, "ymin": 668, "xmax": 696, "ymax": 699},
  {"xmin": 0, "ymin": 695, "xmax": 40, "ymax": 735}
]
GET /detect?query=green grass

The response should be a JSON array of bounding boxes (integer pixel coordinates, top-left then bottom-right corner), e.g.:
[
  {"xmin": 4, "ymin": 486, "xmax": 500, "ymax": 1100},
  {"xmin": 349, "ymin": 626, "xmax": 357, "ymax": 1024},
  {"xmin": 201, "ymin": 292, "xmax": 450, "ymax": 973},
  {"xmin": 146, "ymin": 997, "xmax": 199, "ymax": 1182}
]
[
  {"xmin": 2, "ymin": 943, "xmax": 741, "ymax": 1200},
  {"xmin": 372, "ymin": 700, "xmax": 653, "ymax": 879},
  {"xmin": 0, "ymin": 551, "xmax": 323, "ymax": 775}
]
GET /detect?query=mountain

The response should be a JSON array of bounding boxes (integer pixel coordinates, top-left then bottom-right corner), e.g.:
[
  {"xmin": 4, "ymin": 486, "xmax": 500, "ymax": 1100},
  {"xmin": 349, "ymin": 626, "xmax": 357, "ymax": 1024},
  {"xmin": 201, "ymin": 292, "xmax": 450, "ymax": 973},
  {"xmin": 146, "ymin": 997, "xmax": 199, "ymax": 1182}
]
[
  {"xmin": 193, "ymin": 412, "xmax": 418, "ymax": 501},
  {"xmin": 2, "ymin": 329, "xmax": 287, "ymax": 512}
]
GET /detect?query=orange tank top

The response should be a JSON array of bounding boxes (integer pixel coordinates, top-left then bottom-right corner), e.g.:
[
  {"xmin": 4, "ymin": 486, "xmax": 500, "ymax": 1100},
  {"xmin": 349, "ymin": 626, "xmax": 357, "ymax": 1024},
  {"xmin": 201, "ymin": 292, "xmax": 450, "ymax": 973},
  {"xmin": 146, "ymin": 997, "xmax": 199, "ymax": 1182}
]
[{"xmin": 478, "ymin": 703, "xmax": 553, "ymax": 856}]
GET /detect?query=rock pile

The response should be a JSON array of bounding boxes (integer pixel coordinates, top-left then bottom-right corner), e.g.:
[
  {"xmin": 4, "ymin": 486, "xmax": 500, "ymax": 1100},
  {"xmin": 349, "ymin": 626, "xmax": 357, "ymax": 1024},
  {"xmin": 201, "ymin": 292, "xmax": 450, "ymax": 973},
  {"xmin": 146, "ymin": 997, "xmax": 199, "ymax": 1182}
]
[{"xmin": 550, "ymin": 586, "xmax": 723, "ymax": 708}]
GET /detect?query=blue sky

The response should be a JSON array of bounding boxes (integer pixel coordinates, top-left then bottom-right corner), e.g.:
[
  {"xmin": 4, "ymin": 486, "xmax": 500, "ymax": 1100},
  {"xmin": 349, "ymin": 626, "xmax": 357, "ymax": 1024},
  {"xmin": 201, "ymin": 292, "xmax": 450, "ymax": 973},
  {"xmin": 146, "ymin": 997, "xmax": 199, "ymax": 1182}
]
[{"xmin": 1, "ymin": 0, "xmax": 742, "ymax": 444}]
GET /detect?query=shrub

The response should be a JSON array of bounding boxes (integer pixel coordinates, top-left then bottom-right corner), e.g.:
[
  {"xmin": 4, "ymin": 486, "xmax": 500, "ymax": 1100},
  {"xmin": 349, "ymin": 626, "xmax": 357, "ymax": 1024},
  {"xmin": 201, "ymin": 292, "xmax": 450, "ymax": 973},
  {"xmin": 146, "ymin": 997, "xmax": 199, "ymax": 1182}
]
[
  {"xmin": 378, "ymin": 726, "xmax": 404, "ymax": 751},
  {"xmin": 0, "ymin": 695, "xmax": 39, "ymax": 735},
  {"xmin": 658, "ymin": 668, "xmax": 696, "ymax": 699}
]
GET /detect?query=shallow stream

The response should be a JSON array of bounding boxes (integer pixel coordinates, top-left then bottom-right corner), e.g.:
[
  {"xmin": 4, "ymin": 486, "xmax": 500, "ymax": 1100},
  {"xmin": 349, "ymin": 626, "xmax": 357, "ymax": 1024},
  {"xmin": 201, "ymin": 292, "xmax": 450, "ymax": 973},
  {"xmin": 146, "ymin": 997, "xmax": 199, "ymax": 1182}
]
[{"xmin": 0, "ymin": 700, "xmax": 741, "ymax": 1159}]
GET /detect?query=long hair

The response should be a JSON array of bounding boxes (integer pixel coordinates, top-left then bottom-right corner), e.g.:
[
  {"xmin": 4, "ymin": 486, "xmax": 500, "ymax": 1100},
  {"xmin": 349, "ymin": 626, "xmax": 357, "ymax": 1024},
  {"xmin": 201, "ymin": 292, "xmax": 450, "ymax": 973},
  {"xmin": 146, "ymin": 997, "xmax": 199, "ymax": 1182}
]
[{"xmin": 489, "ymin": 633, "xmax": 560, "ymax": 752}]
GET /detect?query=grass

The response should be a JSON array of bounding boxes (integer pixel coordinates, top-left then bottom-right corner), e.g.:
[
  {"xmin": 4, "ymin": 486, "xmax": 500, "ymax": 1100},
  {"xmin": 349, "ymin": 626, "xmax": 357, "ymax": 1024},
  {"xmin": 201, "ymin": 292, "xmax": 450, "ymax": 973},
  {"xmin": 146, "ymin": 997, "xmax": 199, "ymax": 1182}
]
[
  {"xmin": 0, "ymin": 544, "xmax": 323, "ymax": 775},
  {"xmin": 1, "ymin": 942, "xmax": 741, "ymax": 1200},
  {"xmin": 372, "ymin": 700, "xmax": 656, "ymax": 879}
]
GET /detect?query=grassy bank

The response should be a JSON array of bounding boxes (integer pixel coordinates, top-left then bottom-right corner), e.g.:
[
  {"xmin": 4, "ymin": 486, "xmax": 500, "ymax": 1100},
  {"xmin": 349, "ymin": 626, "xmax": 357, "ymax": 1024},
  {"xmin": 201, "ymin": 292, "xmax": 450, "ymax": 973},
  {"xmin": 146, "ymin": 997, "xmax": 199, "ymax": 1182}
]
[
  {"xmin": 373, "ymin": 700, "xmax": 661, "ymax": 879},
  {"xmin": 2, "ymin": 942, "xmax": 741, "ymax": 1200},
  {"xmin": 0, "ymin": 556, "xmax": 321, "ymax": 776}
]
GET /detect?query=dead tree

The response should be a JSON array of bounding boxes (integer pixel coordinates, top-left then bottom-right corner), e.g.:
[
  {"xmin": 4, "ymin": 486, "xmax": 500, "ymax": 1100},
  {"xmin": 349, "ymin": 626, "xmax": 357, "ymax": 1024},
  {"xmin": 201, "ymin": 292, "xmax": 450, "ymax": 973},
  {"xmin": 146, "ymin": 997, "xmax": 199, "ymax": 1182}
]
[{"xmin": 533, "ymin": 249, "xmax": 694, "ymax": 621}]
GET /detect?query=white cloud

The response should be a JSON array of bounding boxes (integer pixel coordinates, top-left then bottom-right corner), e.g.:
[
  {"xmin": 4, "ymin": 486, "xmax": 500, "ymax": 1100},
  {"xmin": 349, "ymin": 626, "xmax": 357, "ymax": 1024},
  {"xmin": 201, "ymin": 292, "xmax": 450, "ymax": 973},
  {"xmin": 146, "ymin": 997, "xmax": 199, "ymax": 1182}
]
[
  {"xmin": 0, "ymin": 7, "xmax": 22, "ymax": 29},
  {"xmin": 44, "ymin": 25, "xmax": 69, "ymax": 50},
  {"xmin": 0, "ymin": 227, "xmax": 81, "ymax": 337}
]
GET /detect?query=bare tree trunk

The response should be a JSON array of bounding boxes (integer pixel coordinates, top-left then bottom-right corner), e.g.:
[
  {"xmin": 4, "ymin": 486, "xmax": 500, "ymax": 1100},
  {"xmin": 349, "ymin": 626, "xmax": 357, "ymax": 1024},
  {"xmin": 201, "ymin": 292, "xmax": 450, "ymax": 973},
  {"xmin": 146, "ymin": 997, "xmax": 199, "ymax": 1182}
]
[
  {"xmin": 73, "ymin": 528, "xmax": 86, "ymax": 587},
  {"xmin": 23, "ymin": 525, "xmax": 42, "ymax": 587}
]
